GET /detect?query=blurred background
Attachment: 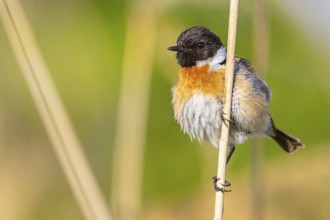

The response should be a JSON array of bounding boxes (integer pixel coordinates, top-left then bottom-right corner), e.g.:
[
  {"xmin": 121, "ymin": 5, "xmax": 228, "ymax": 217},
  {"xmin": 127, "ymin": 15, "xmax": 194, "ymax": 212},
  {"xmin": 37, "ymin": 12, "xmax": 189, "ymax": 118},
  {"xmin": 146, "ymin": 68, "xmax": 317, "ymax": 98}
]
[{"xmin": 0, "ymin": 0, "xmax": 329, "ymax": 219}]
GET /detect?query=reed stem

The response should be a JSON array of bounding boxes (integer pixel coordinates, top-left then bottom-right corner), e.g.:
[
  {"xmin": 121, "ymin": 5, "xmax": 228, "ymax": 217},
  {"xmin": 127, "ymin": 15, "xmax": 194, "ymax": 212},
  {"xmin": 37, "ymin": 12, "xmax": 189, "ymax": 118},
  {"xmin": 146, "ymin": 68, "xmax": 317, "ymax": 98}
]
[
  {"xmin": 0, "ymin": 1, "xmax": 112, "ymax": 219},
  {"xmin": 213, "ymin": 0, "xmax": 239, "ymax": 219}
]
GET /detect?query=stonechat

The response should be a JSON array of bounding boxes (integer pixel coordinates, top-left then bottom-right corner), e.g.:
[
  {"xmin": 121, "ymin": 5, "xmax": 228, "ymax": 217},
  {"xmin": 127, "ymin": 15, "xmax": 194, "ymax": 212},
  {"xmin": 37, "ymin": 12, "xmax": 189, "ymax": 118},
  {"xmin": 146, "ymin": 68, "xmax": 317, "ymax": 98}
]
[{"xmin": 168, "ymin": 26, "xmax": 304, "ymax": 191}]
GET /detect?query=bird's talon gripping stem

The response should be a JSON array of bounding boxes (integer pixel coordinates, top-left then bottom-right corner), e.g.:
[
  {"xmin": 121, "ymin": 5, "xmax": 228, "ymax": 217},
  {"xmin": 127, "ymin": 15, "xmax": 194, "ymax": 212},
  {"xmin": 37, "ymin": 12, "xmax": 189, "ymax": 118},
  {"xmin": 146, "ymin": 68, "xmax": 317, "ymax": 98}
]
[
  {"xmin": 220, "ymin": 109, "xmax": 232, "ymax": 128},
  {"xmin": 213, "ymin": 176, "xmax": 232, "ymax": 193},
  {"xmin": 223, "ymin": 180, "xmax": 231, "ymax": 187}
]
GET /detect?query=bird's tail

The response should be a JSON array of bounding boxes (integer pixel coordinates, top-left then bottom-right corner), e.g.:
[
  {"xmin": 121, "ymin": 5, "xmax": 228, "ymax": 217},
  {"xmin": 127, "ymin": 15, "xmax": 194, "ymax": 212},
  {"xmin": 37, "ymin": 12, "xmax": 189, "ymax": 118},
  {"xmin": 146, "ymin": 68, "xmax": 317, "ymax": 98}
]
[{"xmin": 271, "ymin": 128, "xmax": 305, "ymax": 153}]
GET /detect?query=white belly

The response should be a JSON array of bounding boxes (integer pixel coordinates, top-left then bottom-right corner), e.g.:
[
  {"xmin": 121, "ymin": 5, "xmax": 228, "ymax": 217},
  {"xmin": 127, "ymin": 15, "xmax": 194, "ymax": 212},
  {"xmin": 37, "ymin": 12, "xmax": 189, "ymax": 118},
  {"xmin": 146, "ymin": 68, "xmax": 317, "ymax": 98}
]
[
  {"xmin": 174, "ymin": 92, "xmax": 248, "ymax": 147},
  {"xmin": 174, "ymin": 93, "xmax": 223, "ymax": 147}
]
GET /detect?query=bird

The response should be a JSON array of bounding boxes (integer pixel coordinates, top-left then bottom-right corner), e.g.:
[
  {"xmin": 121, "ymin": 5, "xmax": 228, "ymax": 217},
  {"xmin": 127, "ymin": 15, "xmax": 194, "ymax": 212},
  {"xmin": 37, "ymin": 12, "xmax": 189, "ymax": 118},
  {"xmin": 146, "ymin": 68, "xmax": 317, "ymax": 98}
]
[{"xmin": 168, "ymin": 26, "xmax": 304, "ymax": 192}]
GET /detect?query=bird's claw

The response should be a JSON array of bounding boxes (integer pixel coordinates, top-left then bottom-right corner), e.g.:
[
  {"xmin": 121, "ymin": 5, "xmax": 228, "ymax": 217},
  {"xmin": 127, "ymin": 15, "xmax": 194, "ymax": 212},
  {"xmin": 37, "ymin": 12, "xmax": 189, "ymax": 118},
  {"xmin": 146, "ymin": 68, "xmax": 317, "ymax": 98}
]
[
  {"xmin": 223, "ymin": 180, "xmax": 231, "ymax": 187},
  {"xmin": 213, "ymin": 176, "xmax": 232, "ymax": 193},
  {"xmin": 220, "ymin": 110, "xmax": 232, "ymax": 128}
]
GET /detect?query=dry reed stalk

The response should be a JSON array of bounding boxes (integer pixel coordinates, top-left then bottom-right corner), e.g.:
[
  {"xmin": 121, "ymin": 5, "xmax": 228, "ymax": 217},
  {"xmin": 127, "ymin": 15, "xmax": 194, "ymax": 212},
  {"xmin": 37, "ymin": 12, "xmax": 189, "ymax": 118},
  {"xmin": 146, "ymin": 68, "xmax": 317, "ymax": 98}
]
[
  {"xmin": 251, "ymin": 0, "xmax": 269, "ymax": 219},
  {"xmin": 0, "ymin": 107, "xmax": 4, "ymax": 152},
  {"xmin": 0, "ymin": 1, "xmax": 112, "ymax": 219},
  {"xmin": 111, "ymin": 7, "xmax": 157, "ymax": 220},
  {"xmin": 213, "ymin": 0, "xmax": 239, "ymax": 219}
]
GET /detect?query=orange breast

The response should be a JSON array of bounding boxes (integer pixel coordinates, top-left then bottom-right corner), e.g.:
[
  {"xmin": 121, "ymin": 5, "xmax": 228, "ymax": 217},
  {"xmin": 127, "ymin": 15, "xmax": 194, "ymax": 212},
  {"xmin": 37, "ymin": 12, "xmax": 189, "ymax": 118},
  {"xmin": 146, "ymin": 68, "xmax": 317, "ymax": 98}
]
[{"xmin": 173, "ymin": 64, "xmax": 226, "ymax": 112}]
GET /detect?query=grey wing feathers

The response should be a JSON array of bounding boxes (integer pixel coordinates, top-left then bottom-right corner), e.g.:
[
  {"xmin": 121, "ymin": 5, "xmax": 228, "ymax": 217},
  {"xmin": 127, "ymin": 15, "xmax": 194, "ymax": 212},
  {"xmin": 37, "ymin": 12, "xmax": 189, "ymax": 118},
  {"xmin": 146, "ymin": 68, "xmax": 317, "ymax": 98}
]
[{"xmin": 235, "ymin": 57, "xmax": 271, "ymax": 102}]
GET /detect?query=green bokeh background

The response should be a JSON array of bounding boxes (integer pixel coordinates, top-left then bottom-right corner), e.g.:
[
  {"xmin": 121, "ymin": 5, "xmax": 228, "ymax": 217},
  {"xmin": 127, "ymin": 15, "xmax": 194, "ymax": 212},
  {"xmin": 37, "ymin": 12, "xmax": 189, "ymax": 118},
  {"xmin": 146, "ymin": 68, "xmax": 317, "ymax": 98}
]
[{"xmin": 0, "ymin": 0, "xmax": 329, "ymax": 219}]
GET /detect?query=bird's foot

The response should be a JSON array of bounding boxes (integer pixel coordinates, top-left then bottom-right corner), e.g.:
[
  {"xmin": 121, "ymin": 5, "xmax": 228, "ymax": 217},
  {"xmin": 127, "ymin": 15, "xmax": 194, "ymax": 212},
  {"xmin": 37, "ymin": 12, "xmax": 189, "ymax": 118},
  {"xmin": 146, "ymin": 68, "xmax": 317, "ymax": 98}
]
[
  {"xmin": 212, "ymin": 176, "xmax": 232, "ymax": 193},
  {"xmin": 220, "ymin": 110, "xmax": 232, "ymax": 128}
]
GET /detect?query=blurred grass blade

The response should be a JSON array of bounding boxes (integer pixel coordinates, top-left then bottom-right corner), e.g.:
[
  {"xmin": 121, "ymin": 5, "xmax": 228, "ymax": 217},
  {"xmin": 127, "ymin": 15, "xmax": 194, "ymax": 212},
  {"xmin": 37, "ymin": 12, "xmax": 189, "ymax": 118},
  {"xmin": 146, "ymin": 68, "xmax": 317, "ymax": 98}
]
[
  {"xmin": 251, "ymin": 0, "xmax": 269, "ymax": 219},
  {"xmin": 111, "ymin": 7, "xmax": 157, "ymax": 220},
  {"xmin": 0, "ymin": 1, "xmax": 112, "ymax": 219}
]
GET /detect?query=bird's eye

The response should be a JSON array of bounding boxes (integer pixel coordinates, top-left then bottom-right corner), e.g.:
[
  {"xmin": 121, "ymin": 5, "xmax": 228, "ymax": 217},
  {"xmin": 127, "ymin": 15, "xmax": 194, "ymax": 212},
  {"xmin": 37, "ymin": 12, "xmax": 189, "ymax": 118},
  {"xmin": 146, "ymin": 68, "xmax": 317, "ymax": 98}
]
[{"xmin": 197, "ymin": 41, "xmax": 205, "ymax": 49}]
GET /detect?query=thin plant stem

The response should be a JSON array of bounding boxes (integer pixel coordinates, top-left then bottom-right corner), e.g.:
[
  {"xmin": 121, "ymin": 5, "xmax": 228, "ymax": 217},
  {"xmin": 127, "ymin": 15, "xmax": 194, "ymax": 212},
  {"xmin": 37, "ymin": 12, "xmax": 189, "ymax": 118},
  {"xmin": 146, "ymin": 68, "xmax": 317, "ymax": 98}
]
[
  {"xmin": 213, "ymin": 0, "xmax": 239, "ymax": 219},
  {"xmin": 111, "ymin": 7, "xmax": 157, "ymax": 220},
  {"xmin": 0, "ymin": 1, "xmax": 112, "ymax": 219},
  {"xmin": 251, "ymin": 0, "xmax": 269, "ymax": 219}
]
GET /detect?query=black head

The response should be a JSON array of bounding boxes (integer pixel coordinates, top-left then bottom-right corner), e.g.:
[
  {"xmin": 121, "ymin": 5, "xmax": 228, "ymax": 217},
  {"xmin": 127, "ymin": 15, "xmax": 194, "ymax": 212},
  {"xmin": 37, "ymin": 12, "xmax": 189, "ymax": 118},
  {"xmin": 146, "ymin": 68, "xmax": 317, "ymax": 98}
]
[{"xmin": 168, "ymin": 26, "xmax": 223, "ymax": 67}]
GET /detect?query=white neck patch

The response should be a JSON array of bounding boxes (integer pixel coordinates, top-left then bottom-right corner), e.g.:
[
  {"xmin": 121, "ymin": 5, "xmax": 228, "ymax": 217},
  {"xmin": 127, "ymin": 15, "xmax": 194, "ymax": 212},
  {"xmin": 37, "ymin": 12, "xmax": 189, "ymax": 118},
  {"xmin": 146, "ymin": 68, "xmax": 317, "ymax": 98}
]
[{"xmin": 196, "ymin": 46, "xmax": 227, "ymax": 71}]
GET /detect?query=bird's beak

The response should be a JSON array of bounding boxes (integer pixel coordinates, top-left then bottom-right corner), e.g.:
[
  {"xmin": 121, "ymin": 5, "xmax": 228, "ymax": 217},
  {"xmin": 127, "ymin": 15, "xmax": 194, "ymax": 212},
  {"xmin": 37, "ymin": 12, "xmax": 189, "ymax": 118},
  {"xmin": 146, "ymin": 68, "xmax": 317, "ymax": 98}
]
[{"xmin": 167, "ymin": 45, "xmax": 180, "ymax": 52}]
